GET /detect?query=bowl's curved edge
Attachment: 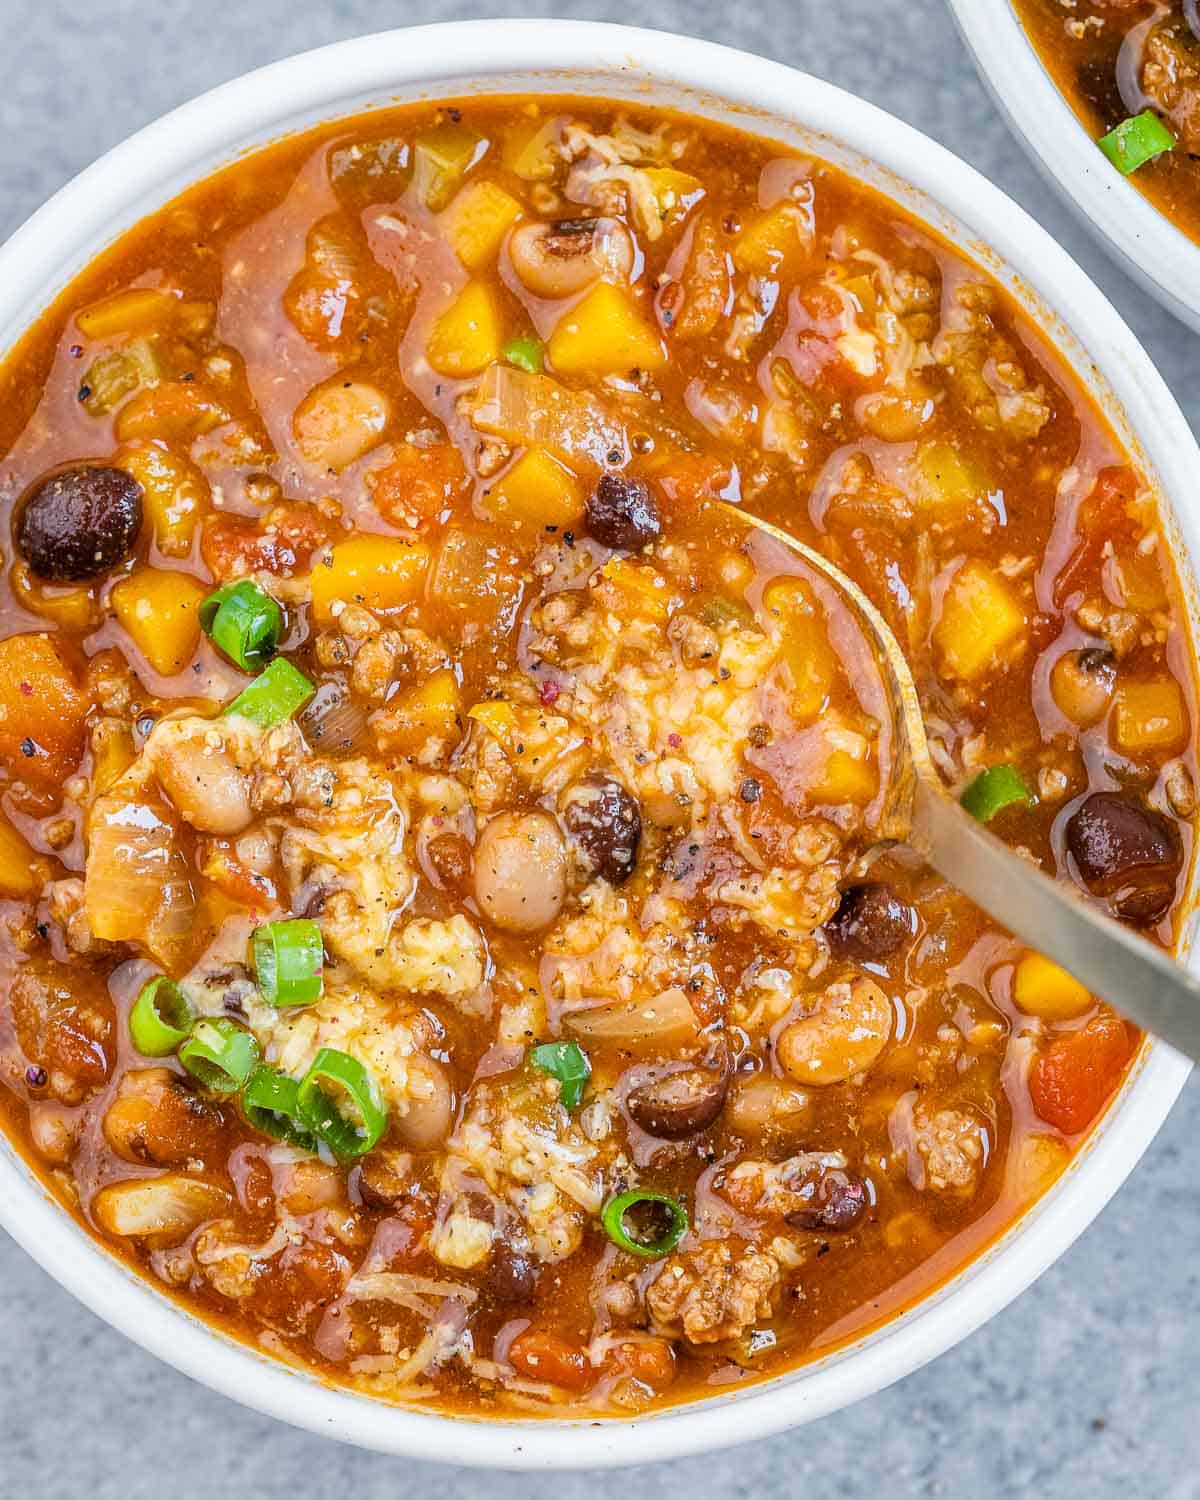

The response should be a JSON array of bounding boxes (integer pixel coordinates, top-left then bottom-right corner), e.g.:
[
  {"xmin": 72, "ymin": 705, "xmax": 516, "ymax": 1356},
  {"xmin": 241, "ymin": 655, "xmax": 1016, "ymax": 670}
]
[
  {"xmin": 0, "ymin": 17, "xmax": 1193, "ymax": 1469},
  {"xmin": 945, "ymin": 0, "xmax": 1200, "ymax": 333}
]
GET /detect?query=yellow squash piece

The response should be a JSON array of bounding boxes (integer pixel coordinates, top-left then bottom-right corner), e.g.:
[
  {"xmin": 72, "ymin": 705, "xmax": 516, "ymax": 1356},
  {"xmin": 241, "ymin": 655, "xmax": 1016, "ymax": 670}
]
[
  {"xmin": 915, "ymin": 440, "xmax": 985, "ymax": 515},
  {"xmin": 763, "ymin": 577, "xmax": 836, "ymax": 722},
  {"xmin": 116, "ymin": 441, "xmax": 211, "ymax": 557},
  {"xmin": 598, "ymin": 557, "xmax": 673, "ymax": 621},
  {"xmin": 483, "ymin": 447, "xmax": 583, "ymax": 529},
  {"xmin": 811, "ymin": 742, "xmax": 876, "ymax": 806},
  {"xmin": 384, "ymin": 669, "xmax": 463, "ymax": 757},
  {"xmin": 412, "ymin": 124, "xmax": 484, "ymax": 211},
  {"xmin": 111, "ymin": 568, "xmax": 206, "ymax": 676},
  {"xmin": 427, "ymin": 282, "xmax": 503, "ymax": 378},
  {"xmin": 734, "ymin": 203, "xmax": 811, "ymax": 278},
  {"xmin": 309, "ymin": 536, "xmax": 431, "ymax": 621},
  {"xmin": 934, "ymin": 562, "xmax": 1025, "ymax": 681},
  {"xmin": 441, "ymin": 180, "xmax": 523, "ymax": 269},
  {"xmin": 0, "ymin": 817, "xmax": 38, "ymax": 898},
  {"xmin": 76, "ymin": 288, "xmax": 178, "ymax": 339},
  {"xmin": 502, "ymin": 117, "xmax": 561, "ymax": 181},
  {"xmin": 547, "ymin": 283, "xmax": 666, "ymax": 377},
  {"xmin": 636, "ymin": 168, "xmax": 705, "ymax": 236},
  {"xmin": 1012, "ymin": 953, "xmax": 1093, "ymax": 1022},
  {"xmin": 1113, "ymin": 678, "xmax": 1189, "ymax": 754}
]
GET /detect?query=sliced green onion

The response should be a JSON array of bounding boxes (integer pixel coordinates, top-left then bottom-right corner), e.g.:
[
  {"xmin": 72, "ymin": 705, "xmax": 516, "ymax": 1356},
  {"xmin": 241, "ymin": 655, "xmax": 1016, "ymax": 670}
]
[
  {"xmin": 1098, "ymin": 111, "xmax": 1175, "ymax": 176},
  {"xmin": 178, "ymin": 1018, "xmax": 261, "ymax": 1094},
  {"xmin": 502, "ymin": 334, "xmax": 543, "ymax": 374},
  {"xmin": 960, "ymin": 764, "xmax": 1035, "ymax": 824},
  {"xmin": 601, "ymin": 1189, "xmax": 688, "ymax": 1259},
  {"xmin": 253, "ymin": 918, "xmax": 324, "ymax": 1007},
  {"xmin": 296, "ymin": 1047, "xmax": 388, "ymax": 1159},
  {"xmin": 224, "ymin": 657, "xmax": 314, "ymax": 729},
  {"xmin": 530, "ymin": 1040, "xmax": 591, "ymax": 1110},
  {"xmin": 200, "ymin": 580, "xmax": 284, "ymax": 672},
  {"xmin": 243, "ymin": 1065, "xmax": 315, "ymax": 1147},
  {"xmin": 129, "ymin": 976, "xmax": 194, "ymax": 1057}
]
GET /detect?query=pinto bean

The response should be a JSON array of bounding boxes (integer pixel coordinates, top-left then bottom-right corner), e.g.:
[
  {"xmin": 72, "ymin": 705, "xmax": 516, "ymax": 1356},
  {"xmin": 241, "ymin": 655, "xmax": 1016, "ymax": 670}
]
[
  {"xmin": 395, "ymin": 1057, "xmax": 455, "ymax": 1149},
  {"xmin": 584, "ymin": 474, "xmax": 661, "ymax": 551},
  {"xmin": 154, "ymin": 734, "xmax": 253, "ymax": 835},
  {"xmin": 473, "ymin": 810, "xmax": 567, "ymax": 932},
  {"xmin": 784, "ymin": 1170, "xmax": 869, "ymax": 1232},
  {"xmin": 825, "ymin": 883, "xmax": 914, "ymax": 962},
  {"xmin": 102, "ymin": 1068, "xmax": 223, "ymax": 1166},
  {"xmin": 1050, "ymin": 647, "xmax": 1115, "ymax": 727},
  {"xmin": 508, "ymin": 217, "xmax": 634, "ymax": 299},
  {"xmin": 17, "ymin": 464, "xmax": 143, "ymax": 580},
  {"xmin": 626, "ymin": 1066, "xmax": 728, "ymax": 1139},
  {"xmin": 1064, "ymin": 791, "xmax": 1182, "ymax": 924},
  {"xmin": 561, "ymin": 775, "xmax": 641, "ymax": 885},
  {"xmin": 776, "ymin": 976, "xmax": 892, "ymax": 1086}
]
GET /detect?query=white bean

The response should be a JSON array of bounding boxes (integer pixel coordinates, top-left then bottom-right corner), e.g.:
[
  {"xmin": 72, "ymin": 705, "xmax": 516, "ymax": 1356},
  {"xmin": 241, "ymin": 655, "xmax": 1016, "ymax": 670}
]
[{"xmin": 473, "ymin": 810, "xmax": 567, "ymax": 933}]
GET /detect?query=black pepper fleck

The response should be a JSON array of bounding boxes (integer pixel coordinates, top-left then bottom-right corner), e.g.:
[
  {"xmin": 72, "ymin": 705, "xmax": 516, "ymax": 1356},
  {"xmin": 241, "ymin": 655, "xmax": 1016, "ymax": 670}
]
[{"xmin": 740, "ymin": 778, "xmax": 762, "ymax": 803}]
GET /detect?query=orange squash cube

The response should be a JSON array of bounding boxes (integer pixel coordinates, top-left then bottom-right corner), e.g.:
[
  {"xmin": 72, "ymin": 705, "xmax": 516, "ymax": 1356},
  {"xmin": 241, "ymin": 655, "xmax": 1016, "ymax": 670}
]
[
  {"xmin": 309, "ymin": 536, "xmax": 430, "ymax": 621},
  {"xmin": 548, "ymin": 283, "xmax": 665, "ymax": 377},
  {"xmin": 111, "ymin": 568, "xmax": 206, "ymax": 677},
  {"xmin": 482, "ymin": 447, "xmax": 583, "ymax": 530},
  {"xmin": 0, "ymin": 633, "xmax": 88, "ymax": 789},
  {"xmin": 934, "ymin": 562, "xmax": 1025, "ymax": 681},
  {"xmin": 1113, "ymin": 678, "xmax": 1188, "ymax": 754}
]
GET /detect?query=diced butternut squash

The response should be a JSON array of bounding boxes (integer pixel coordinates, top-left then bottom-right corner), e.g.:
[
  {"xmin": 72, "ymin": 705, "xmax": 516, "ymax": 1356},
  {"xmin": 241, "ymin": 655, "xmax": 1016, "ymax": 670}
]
[
  {"xmin": 547, "ymin": 283, "xmax": 666, "ymax": 377},
  {"xmin": 80, "ymin": 340, "xmax": 162, "ymax": 417},
  {"xmin": 427, "ymin": 282, "xmax": 503, "ymax": 378},
  {"xmin": 811, "ymin": 740, "xmax": 876, "ymax": 805},
  {"xmin": 636, "ymin": 168, "xmax": 705, "ymax": 236},
  {"xmin": 502, "ymin": 117, "xmax": 561, "ymax": 181},
  {"xmin": 116, "ymin": 441, "xmax": 210, "ymax": 557},
  {"xmin": 1113, "ymin": 678, "xmax": 1188, "ymax": 754},
  {"xmin": 915, "ymin": 440, "xmax": 985, "ymax": 514},
  {"xmin": 111, "ymin": 568, "xmax": 206, "ymax": 677},
  {"xmin": 381, "ymin": 669, "xmax": 463, "ymax": 758},
  {"xmin": 1012, "ymin": 953, "xmax": 1093, "ymax": 1022},
  {"xmin": 468, "ymin": 699, "xmax": 520, "ymax": 747},
  {"xmin": 114, "ymin": 381, "xmax": 230, "ymax": 445},
  {"xmin": 0, "ymin": 816, "xmax": 38, "ymax": 898},
  {"xmin": 10, "ymin": 564, "xmax": 99, "ymax": 632},
  {"xmin": 597, "ymin": 557, "xmax": 673, "ymax": 621},
  {"xmin": 934, "ymin": 562, "xmax": 1025, "ymax": 681},
  {"xmin": 734, "ymin": 203, "xmax": 811, "ymax": 278},
  {"xmin": 90, "ymin": 719, "xmax": 137, "ymax": 795},
  {"xmin": 76, "ymin": 288, "xmax": 178, "ymax": 339},
  {"xmin": 293, "ymin": 380, "xmax": 391, "ymax": 472},
  {"xmin": 763, "ymin": 577, "xmax": 836, "ymax": 722},
  {"xmin": 483, "ymin": 447, "xmax": 583, "ymax": 529},
  {"xmin": 440, "ymin": 180, "xmax": 523, "ymax": 269},
  {"xmin": 309, "ymin": 536, "xmax": 430, "ymax": 621},
  {"xmin": 1010, "ymin": 1132, "xmax": 1071, "ymax": 1200},
  {"xmin": 0, "ymin": 633, "xmax": 88, "ymax": 789},
  {"xmin": 412, "ymin": 124, "xmax": 484, "ymax": 210}
]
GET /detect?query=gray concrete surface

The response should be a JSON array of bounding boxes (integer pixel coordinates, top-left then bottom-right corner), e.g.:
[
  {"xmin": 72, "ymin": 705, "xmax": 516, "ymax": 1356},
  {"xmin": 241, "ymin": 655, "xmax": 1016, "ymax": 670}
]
[{"xmin": 1, "ymin": 0, "xmax": 1197, "ymax": 1493}]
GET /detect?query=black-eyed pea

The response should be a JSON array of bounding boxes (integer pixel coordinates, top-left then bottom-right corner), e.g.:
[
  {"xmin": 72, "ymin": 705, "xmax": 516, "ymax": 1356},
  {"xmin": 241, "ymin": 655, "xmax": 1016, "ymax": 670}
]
[{"xmin": 775, "ymin": 975, "xmax": 892, "ymax": 1086}]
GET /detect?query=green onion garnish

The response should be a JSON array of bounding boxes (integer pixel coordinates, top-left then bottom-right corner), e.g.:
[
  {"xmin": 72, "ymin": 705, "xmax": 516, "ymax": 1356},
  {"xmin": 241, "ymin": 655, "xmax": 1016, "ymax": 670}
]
[
  {"xmin": 224, "ymin": 657, "xmax": 314, "ymax": 729},
  {"xmin": 296, "ymin": 1047, "xmax": 387, "ymax": 1159},
  {"xmin": 530, "ymin": 1040, "xmax": 591, "ymax": 1110},
  {"xmin": 129, "ymin": 976, "xmax": 194, "ymax": 1057},
  {"xmin": 253, "ymin": 918, "xmax": 324, "ymax": 1007},
  {"xmin": 243, "ymin": 1065, "xmax": 316, "ymax": 1147},
  {"xmin": 601, "ymin": 1189, "xmax": 689, "ymax": 1259},
  {"xmin": 1098, "ymin": 111, "xmax": 1175, "ymax": 176},
  {"xmin": 960, "ymin": 764, "xmax": 1035, "ymax": 824},
  {"xmin": 502, "ymin": 334, "xmax": 543, "ymax": 374},
  {"xmin": 178, "ymin": 1017, "xmax": 261, "ymax": 1094},
  {"xmin": 200, "ymin": 580, "xmax": 284, "ymax": 672}
]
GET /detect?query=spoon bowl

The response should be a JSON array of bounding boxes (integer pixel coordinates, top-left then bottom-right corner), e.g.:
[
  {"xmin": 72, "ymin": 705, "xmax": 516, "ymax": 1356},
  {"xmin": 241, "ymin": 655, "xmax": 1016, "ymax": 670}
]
[{"xmin": 728, "ymin": 504, "xmax": 1200, "ymax": 1065}]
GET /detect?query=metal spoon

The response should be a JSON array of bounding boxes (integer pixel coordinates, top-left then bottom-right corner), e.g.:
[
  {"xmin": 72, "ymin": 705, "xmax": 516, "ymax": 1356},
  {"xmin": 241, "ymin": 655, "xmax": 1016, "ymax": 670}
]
[{"xmin": 731, "ymin": 507, "xmax": 1200, "ymax": 1063}]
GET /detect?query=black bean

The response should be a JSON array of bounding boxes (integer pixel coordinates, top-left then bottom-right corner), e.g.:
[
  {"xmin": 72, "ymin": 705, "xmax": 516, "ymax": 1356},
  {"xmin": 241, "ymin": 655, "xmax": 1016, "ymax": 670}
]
[
  {"xmin": 825, "ymin": 882, "xmax": 915, "ymax": 961},
  {"xmin": 486, "ymin": 1243, "xmax": 540, "ymax": 1303},
  {"xmin": 585, "ymin": 473, "xmax": 661, "ymax": 551},
  {"xmin": 786, "ymin": 1170, "xmax": 869, "ymax": 1233},
  {"xmin": 561, "ymin": 775, "xmax": 641, "ymax": 885},
  {"xmin": 17, "ymin": 464, "xmax": 142, "ymax": 581},
  {"xmin": 1065, "ymin": 791, "xmax": 1183, "ymax": 924},
  {"xmin": 626, "ymin": 1066, "xmax": 728, "ymax": 1139}
]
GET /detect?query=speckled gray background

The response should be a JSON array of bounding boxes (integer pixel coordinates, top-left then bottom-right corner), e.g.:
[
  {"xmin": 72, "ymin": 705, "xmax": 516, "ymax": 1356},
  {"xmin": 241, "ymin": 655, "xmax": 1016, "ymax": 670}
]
[{"xmin": 1, "ymin": 0, "xmax": 1197, "ymax": 1493}]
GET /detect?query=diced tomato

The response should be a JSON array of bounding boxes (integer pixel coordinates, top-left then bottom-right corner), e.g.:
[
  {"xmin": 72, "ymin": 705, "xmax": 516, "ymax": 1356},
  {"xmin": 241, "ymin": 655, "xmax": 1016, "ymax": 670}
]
[
  {"xmin": 201, "ymin": 502, "xmax": 335, "ymax": 581},
  {"xmin": 1029, "ymin": 1010, "xmax": 1135, "ymax": 1135},
  {"xmin": 1053, "ymin": 466, "xmax": 1138, "ymax": 608},
  {"xmin": 369, "ymin": 442, "xmax": 469, "ymax": 529},
  {"xmin": 508, "ymin": 1328, "xmax": 592, "ymax": 1391},
  {"xmin": 654, "ymin": 453, "xmax": 731, "ymax": 517},
  {"xmin": 605, "ymin": 1336, "xmax": 676, "ymax": 1391}
]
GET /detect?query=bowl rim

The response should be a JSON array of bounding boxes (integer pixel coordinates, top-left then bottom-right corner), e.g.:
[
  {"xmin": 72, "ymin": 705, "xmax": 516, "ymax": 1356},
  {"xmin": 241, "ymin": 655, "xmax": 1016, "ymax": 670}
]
[
  {"xmin": 0, "ymin": 16, "xmax": 1193, "ymax": 1470},
  {"xmin": 946, "ymin": 0, "xmax": 1200, "ymax": 332}
]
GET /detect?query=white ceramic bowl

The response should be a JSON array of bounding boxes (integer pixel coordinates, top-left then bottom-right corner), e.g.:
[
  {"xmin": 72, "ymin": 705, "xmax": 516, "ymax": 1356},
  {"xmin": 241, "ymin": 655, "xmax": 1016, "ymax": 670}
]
[
  {"xmin": 0, "ymin": 17, "xmax": 1194, "ymax": 1471},
  {"xmin": 948, "ymin": 0, "xmax": 1200, "ymax": 332}
]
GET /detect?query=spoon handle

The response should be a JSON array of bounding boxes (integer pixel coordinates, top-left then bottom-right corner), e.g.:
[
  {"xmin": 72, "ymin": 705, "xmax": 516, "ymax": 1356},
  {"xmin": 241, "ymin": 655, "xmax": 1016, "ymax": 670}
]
[{"xmin": 911, "ymin": 778, "xmax": 1200, "ymax": 1063}]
